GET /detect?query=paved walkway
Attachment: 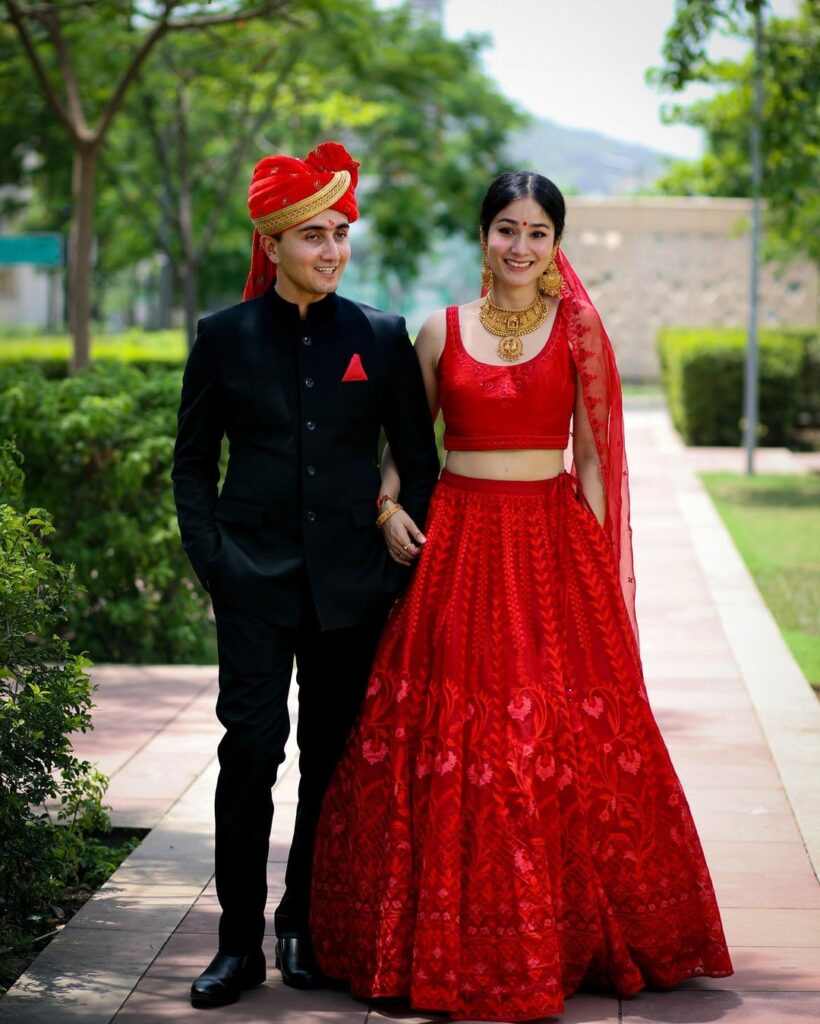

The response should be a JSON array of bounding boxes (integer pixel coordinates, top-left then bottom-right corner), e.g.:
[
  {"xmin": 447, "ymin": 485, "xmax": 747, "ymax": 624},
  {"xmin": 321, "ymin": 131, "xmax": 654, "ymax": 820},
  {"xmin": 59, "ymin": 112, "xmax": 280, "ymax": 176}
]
[{"xmin": 2, "ymin": 406, "xmax": 819, "ymax": 1024}]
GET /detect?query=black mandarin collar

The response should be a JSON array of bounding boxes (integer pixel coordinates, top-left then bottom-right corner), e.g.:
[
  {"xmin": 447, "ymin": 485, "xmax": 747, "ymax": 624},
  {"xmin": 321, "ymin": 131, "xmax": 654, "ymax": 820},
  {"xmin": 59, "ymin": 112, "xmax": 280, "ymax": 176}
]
[{"xmin": 263, "ymin": 284, "xmax": 339, "ymax": 329}]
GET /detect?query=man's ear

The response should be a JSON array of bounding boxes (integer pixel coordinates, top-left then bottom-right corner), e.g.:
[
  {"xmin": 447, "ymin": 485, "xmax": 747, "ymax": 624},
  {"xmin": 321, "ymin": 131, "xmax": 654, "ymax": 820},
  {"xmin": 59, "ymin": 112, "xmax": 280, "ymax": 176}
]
[{"xmin": 260, "ymin": 234, "xmax": 278, "ymax": 265}]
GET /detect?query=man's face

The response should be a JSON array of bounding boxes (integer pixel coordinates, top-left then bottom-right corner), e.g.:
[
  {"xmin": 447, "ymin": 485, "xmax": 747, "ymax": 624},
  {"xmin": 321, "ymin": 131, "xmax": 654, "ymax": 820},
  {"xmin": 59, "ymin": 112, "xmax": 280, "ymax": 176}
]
[{"xmin": 262, "ymin": 209, "xmax": 351, "ymax": 304}]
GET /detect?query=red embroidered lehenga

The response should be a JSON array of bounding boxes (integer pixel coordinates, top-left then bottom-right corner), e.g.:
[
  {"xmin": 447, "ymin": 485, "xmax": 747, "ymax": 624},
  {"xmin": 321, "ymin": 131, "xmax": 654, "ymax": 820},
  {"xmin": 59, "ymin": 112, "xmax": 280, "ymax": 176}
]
[{"xmin": 310, "ymin": 253, "xmax": 732, "ymax": 1022}]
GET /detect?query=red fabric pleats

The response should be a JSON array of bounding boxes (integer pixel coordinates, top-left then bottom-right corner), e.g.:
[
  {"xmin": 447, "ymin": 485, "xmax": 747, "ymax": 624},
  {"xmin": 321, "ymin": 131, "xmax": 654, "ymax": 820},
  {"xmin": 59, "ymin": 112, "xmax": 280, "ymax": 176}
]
[{"xmin": 310, "ymin": 471, "xmax": 732, "ymax": 1022}]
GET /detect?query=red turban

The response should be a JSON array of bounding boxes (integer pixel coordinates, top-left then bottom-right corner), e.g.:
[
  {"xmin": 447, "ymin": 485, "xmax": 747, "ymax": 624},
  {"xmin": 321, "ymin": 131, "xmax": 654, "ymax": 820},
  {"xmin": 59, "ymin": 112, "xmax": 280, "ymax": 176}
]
[{"xmin": 243, "ymin": 141, "xmax": 360, "ymax": 300}]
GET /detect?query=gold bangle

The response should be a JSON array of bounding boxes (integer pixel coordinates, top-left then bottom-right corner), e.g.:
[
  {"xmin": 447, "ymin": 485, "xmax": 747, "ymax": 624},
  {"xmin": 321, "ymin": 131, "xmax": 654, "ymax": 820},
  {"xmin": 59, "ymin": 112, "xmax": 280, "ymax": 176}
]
[{"xmin": 376, "ymin": 502, "xmax": 403, "ymax": 528}]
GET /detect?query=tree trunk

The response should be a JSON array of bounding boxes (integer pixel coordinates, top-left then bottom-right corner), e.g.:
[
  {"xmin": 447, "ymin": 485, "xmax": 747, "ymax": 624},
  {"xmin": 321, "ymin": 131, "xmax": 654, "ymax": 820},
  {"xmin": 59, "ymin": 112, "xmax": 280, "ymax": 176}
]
[
  {"xmin": 69, "ymin": 143, "xmax": 98, "ymax": 373},
  {"xmin": 125, "ymin": 271, "xmax": 138, "ymax": 327},
  {"xmin": 176, "ymin": 83, "xmax": 199, "ymax": 351},
  {"xmin": 386, "ymin": 274, "xmax": 407, "ymax": 316},
  {"xmin": 157, "ymin": 253, "xmax": 173, "ymax": 329},
  {"xmin": 182, "ymin": 261, "xmax": 199, "ymax": 351}
]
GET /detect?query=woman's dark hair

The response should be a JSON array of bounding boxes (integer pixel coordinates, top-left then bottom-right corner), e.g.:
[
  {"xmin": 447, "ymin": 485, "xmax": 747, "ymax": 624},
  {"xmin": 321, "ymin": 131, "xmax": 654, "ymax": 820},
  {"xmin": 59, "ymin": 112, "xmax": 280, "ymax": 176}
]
[{"xmin": 479, "ymin": 172, "xmax": 565, "ymax": 241}]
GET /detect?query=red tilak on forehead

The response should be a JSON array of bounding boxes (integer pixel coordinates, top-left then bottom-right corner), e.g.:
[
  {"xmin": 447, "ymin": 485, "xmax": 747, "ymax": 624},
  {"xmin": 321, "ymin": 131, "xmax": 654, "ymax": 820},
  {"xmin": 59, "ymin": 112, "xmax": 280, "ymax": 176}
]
[{"xmin": 523, "ymin": 221, "xmax": 528, "ymax": 226}]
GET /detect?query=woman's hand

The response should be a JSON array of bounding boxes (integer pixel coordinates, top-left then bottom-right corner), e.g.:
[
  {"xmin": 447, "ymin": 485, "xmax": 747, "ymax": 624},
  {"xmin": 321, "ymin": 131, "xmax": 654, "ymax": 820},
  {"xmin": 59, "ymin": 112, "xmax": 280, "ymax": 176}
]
[{"xmin": 381, "ymin": 508, "xmax": 426, "ymax": 565}]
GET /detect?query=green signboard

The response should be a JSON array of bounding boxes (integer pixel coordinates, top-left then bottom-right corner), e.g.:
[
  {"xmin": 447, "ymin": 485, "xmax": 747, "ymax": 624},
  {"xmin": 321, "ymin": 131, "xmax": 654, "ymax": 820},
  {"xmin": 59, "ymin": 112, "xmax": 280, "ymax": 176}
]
[{"xmin": 0, "ymin": 234, "xmax": 64, "ymax": 267}]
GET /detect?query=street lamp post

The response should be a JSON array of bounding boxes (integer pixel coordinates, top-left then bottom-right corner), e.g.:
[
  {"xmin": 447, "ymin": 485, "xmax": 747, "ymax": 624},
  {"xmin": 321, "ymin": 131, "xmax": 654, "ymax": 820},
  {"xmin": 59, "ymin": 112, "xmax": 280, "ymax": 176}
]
[{"xmin": 743, "ymin": 1, "xmax": 764, "ymax": 476}]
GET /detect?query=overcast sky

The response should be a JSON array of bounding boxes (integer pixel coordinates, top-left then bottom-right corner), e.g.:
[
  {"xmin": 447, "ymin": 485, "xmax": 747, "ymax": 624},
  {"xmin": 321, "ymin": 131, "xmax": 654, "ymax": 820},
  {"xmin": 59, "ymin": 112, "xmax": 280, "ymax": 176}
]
[{"xmin": 438, "ymin": 0, "xmax": 800, "ymax": 158}]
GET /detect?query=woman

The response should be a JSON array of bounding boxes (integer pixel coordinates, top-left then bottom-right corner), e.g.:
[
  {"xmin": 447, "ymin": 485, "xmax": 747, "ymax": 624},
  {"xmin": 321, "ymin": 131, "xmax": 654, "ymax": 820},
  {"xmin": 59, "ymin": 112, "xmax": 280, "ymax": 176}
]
[{"xmin": 309, "ymin": 172, "xmax": 733, "ymax": 1022}]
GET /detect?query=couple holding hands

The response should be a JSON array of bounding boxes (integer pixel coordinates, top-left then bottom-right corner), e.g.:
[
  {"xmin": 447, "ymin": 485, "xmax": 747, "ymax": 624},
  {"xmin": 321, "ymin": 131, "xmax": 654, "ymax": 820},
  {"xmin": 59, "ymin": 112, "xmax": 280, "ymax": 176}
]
[{"xmin": 172, "ymin": 142, "xmax": 732, "ymax": 1022}]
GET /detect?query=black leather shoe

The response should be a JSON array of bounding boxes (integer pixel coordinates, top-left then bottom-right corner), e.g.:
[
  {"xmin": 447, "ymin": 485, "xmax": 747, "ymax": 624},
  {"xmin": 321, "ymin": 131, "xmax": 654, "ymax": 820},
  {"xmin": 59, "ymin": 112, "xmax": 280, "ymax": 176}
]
[
  {"xmin": 275, "ymin": 935, "xmax": 321, "ymax": 989},
  {"xmin": 190, "ymin": 950, "xmax": 266, "ymax": 1008}
]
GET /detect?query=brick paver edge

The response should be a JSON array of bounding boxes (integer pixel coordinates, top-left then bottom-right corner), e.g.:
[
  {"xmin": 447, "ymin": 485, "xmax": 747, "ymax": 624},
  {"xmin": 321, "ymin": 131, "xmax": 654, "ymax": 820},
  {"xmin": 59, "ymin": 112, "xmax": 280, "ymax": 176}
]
[{"xmin": 0, "ymin": 707, "xmax": 300, "ymax": 1024}]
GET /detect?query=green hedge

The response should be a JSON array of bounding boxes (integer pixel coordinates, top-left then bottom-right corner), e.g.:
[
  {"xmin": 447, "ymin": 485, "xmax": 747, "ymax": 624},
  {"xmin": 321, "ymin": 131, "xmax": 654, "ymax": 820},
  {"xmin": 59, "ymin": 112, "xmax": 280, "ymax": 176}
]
[
  {"xmin": 0, "ymin": 443, "xmax": 114, "ymax": 950},
  {"xmin": 657, "ymin": 327, "xmax": 814, "ymax": 446},
  {"xmin": 0, "ymin": 363, "xmax": 214, "ymax": 663},
  {"xmin": 796, "ymin": 332, "xmax": 820, "ymax": 433},
  {"xmin": 0, "ymin": 330, "xmax": 186, "ymax": 378}
]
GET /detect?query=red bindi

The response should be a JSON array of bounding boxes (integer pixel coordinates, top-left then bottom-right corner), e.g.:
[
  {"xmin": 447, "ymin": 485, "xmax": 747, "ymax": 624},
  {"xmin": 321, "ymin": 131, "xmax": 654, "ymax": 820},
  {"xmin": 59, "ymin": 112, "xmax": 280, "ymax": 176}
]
[{"xmin": 522, "ymin": 221, "xmax": 528, "ymax": 226}]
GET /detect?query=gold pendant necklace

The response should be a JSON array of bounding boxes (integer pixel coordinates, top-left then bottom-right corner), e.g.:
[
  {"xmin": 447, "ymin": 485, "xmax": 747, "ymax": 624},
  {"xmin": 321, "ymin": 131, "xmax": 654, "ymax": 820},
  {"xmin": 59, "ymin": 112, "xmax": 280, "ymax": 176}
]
[{"xmin": 478, "ymin": 292, "xmax": 550, "ymax": 362}]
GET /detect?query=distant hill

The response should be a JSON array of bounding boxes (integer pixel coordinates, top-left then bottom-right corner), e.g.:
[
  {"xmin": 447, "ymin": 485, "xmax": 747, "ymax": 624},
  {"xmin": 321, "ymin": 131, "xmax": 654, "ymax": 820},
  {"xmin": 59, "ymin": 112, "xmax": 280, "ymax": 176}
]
[{"xmin": 506, "ymin": 117, "xmax": 675, "ymax": 195}]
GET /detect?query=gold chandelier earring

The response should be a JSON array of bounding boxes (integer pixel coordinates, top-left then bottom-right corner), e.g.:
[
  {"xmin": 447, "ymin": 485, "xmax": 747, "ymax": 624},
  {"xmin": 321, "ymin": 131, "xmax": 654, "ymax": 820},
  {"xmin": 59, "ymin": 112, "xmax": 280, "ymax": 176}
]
[
  {"xmin": 481, "ymin": 248, "xmax": 493, "ymax": 293},
  {"xmin": 539, "ymin": 247, "xmax": 563, "ymax": 298}
]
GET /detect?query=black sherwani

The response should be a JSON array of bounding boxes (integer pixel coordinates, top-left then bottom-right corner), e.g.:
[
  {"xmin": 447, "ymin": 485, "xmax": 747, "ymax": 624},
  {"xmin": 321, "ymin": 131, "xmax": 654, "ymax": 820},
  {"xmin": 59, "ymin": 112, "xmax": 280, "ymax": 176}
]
[{"xmin": 172, "ymin": 286, "xmax": 439, "ymax": 951}]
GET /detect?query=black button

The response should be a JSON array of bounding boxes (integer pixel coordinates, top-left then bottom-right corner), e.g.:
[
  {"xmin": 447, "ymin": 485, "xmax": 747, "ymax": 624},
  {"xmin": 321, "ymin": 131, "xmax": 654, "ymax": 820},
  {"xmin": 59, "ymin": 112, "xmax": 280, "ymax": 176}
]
[
  {"xmin": 304, "ymin": 377, "xmax": 314, "ymax": 388},
  {"xmin": 305, "ymin": 419, "xmax": 316, "ymax": 431},
  {"xmin": 302, "ymin": 336, "xmax": 312, "ymax": 346},
  {"xmin": 306, "ymin": 465, "xmax": 317, "ymax": 476},
  {"xmin": 306, "ymin": 510, "xmax": 316, "ymax": 522}
]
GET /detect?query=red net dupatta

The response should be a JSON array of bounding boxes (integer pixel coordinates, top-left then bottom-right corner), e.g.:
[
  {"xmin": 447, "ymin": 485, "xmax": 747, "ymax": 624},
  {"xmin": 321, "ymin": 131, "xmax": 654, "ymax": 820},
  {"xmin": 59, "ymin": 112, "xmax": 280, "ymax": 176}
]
[{"xmin": 559, "ymin": 250, "xmax": 638, "ymax": 644}]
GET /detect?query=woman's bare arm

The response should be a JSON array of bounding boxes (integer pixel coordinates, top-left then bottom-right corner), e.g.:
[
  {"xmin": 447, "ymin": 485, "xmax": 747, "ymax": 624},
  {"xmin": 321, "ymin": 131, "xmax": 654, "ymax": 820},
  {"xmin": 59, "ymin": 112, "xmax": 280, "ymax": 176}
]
[
  {"xmin": 380, "ymin": 310, "xmax": 445, "ymax": 563},
  {"xmin": 572, "ymin": 371, "xmax": 606, "ymax": 525}
]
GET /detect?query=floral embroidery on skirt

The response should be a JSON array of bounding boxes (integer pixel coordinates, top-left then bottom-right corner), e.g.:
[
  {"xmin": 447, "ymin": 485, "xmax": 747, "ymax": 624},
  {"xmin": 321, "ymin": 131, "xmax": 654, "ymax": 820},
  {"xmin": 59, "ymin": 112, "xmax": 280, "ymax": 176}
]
[{"xmin": 311, "ymin": 471, "xmax": 733, "ymax": 1022}]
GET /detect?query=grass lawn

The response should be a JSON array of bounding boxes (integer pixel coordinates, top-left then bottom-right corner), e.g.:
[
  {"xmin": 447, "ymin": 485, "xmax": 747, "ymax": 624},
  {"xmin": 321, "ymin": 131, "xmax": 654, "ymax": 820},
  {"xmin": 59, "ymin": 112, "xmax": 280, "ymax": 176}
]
[
  {"xmin": 701, "ymin": 472, "xmax": 820, "ymax": 690},
  {"xmin": 622, "ymin": 382, "xmax": 664, "ymax": 399}
]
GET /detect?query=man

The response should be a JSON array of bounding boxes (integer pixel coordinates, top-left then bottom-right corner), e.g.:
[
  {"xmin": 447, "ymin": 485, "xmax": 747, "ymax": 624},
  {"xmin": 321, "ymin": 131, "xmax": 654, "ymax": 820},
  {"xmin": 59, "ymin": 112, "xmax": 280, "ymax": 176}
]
[{"xmin": 172, "ymin": 142, "xmax": 439, "ymax": 1009}]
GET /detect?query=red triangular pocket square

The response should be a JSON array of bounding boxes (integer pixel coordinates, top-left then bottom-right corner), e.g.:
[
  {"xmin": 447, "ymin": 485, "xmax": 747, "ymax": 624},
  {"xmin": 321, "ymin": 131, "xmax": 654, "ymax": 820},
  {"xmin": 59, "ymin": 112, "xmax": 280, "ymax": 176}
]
[{"xmin": 341, "ymin": 353, "xmax": 368, "ymax": 382}]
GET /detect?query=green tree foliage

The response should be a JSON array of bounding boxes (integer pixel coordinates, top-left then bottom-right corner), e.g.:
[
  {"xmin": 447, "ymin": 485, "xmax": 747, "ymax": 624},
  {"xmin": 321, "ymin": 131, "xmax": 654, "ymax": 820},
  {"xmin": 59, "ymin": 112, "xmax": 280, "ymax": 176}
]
[
  {"xmin": 0, "ymin": 442, "xmax": 111, "ymax": 948},
  {"xmin": 1, "ymin": 0, "xmax": 291, "ymax": 369},
  {"xmin": 652, "ymin": 0, "xmax": 765, "ymax": 89},
  {"xmin": 0, "ymin": 24, "xmax": 70, "ymax": 224},
  {"xmin": 0, "ymin": 366, "xmax": 213, "ymax": 662},
  {"xmin": 3, "ymin": 1, "xmax": 522, "ymax": 350},
  {"xmin": 649, "ymin": 0, "xmax": 819, "ymax": 265},
  {"xmin": 319, "ymin": 6, "xmax": 523, "ymax": 291},
  {"xmin": 96, "ymin": 1, "xmax": 523, "ymax": 338}
]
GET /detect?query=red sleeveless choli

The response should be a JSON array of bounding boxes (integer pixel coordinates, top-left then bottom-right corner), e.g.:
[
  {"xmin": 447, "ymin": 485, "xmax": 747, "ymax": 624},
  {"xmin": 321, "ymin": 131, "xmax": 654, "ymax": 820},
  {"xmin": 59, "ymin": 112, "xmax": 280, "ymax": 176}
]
[{"xmin": 310, "ymin": 268, "xmax": 732, "ymax": 1021}]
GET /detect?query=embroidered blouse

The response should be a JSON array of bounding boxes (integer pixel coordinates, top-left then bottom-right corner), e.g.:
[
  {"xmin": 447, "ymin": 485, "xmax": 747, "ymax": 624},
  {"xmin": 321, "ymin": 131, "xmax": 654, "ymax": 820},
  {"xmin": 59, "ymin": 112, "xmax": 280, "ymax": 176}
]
[{"xmin": 437, "ymin": 302, "xmax": 575, "ymax": 451}]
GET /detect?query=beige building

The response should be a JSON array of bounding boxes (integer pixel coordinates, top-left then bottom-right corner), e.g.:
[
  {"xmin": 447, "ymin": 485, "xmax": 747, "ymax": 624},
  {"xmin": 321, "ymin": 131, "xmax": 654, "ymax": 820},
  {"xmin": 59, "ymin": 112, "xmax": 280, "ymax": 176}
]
[
  {"xmin": 561, "ymin": 197, "xmax": 818, "ymax": 381},
  {"xmin": 0, "ymin": 263, "xmax": 63, "ymax": 331}
]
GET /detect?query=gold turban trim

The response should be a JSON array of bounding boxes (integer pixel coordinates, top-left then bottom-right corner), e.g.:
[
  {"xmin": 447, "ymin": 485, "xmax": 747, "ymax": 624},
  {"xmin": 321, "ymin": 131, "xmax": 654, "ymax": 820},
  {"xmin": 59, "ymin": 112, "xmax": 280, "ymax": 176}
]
[{"xmin": 251, "ymin": 171, "xmax": 352, "ymax": 236}]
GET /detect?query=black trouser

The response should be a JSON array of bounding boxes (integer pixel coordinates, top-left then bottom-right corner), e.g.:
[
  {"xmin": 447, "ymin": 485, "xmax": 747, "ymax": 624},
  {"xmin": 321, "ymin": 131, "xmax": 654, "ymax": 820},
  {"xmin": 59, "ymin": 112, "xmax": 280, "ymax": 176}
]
[{"xmin": 211, "ymin": 586, "xmax": 388, "ymax": 953}]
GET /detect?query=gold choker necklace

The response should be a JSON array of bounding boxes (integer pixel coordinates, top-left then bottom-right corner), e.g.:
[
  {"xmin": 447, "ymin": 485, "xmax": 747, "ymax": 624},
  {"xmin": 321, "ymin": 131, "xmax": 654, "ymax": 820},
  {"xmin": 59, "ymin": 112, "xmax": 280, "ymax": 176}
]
[{"xmin": 478, "ymin": 292, "xmax": 550, "ymax": 362}]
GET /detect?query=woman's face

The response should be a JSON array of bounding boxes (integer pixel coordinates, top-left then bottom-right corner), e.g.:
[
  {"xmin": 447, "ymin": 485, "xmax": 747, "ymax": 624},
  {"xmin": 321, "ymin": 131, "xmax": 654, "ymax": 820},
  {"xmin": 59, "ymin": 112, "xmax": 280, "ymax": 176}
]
[{"xmin": 485, "ymin": 197, "xmax": 556, "ymax": 292}]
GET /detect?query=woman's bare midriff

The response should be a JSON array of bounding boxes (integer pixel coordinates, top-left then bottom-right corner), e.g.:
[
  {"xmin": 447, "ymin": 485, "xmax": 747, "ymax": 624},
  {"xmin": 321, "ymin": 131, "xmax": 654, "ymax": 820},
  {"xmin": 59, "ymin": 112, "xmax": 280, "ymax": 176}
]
[{"xmin": 444, "ymin": 448, "xmax": 566, "ymax": 481}]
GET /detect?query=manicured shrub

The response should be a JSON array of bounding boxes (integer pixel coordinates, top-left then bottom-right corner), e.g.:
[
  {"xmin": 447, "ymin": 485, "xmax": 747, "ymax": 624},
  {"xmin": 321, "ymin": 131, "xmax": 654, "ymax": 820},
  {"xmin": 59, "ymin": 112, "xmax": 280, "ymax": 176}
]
[
  {"xmin": 0, "ymin": 443, "xmax": 111, "ymax": 947},
  {"xmin": 657, "ymin": 327, "xmax": 806, "ymax": 446},
  {"xmin": 0, "ymin": 329, "xmax": 186, "ymax": 378},
  {"xmin": 0, "ymin": 365, "xmax": 214, "ymax": 663},
  {"xmin": 794, "ymin": 330, "xmax": 820, "ymax": 433}
]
